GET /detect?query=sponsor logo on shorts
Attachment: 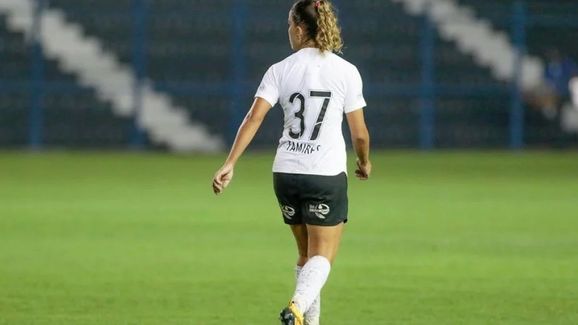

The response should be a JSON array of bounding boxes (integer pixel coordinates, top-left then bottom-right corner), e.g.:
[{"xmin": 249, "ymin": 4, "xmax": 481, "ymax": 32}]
[
  {"xmin": 281, "ymin": 205, "xmax": 296, "ymax": 220},
  {"xmin": 309, "ymin": 203, "xmax": 330, "ymax": 219}
]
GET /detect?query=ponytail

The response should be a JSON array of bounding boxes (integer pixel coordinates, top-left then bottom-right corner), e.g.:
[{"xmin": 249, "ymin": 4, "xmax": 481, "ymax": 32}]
[
  {"xmin": 315, "ymin": 1, "xmax": 343, "ymax": 53},
  {"xmin": 291, "ymin": 0, "xmax": 344, "ymax": 54}
]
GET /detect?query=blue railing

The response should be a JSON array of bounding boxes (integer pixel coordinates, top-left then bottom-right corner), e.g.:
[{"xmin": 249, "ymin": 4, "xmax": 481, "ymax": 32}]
[
  {"xmin": 419, "ymin": 10, "xmax": 436, "ymax": 150},
  {"xmin": 28, "ymin": 0, "xmax": 46, "ymax": 149},
  {"xmin": 509, "ymin": 0, "xmax": 527, "ymax": 150},
  {"xmin": 130, "ymin": 0, "xmax": 148, "ymax": 149}
]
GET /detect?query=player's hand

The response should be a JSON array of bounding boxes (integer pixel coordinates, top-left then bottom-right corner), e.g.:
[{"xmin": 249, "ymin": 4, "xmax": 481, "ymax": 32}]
[
  {"xmin": 212, "ymin": 163, "xmax": 234, "ymax": 195},
  {"xmin": 355, "ymin": 159, "xmax": 371, "ymax": 180}
]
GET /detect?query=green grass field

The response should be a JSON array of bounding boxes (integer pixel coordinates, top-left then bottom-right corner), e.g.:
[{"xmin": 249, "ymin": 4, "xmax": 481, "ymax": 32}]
[{"xmin": 1, "ymin": 151, "xmax": 577, "ymax": 324}]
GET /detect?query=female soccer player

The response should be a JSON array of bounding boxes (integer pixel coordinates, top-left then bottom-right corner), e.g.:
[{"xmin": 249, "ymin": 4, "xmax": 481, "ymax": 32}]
[{"xmin": 212, "ymin": 1, "xmax": 371, "ymax": 324}]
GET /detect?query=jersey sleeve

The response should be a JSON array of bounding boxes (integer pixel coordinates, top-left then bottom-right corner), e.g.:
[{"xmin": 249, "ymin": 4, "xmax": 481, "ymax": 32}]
[
  {"xmin": 344, "ymin": 66, "xmax": 367, "ymax": 113},
  {"xmin": 255, "ymin": 65, "xmax": 280, "ymax": 107}
]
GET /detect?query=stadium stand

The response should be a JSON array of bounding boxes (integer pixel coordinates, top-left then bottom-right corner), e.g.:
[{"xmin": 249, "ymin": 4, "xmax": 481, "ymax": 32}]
[
  {"xmin": 47, "ymin": 0, "xmax": 234, "ymax": 144},
  {"xmin": 459, "ymin": 0, "xmax": 578, "ymax": 146},
  {"xmin": 1, "ymin": 0, "xmax": 576, "ymax": 149},
  {"xmin": 0, "ymin": 13, "xmax": 141, "ymax": 148},
  {"xmin": 341, "ymin": 0, "xmax": 511, "ymax": 147}
]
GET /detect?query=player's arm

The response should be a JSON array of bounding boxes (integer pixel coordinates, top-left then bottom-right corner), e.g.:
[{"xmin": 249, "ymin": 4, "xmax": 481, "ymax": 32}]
[
  {"xmin": 346, "ymin": 109, "xmax": 371, "ymax": 180},
  {"xmin": 212, "ymin": 97, "xmax": 272, "ymax": 194}
]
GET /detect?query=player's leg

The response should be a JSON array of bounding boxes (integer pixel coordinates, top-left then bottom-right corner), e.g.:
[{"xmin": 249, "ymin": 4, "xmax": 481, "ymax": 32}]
[
  {"xmin": 307, "ymin": 223, "xmax": 344, "ymax": 263},
  {"xmin": 290, "ymin": 224, "xmax": 321, "ymax": 325},
  {"xmin": 280, "ymin": 225, "xmax": 307, "ymax": 325},
  {"xmin": 280, "ymin": 172, "xmax": 346, "ymax": 325},
  {"xmin": 290, "ymin": 223, "xmax": 343, "ymax": 317},
  {"xmin": 288, "ymin": 172, "xmax": 347, "ymax": 323},
  {"xmin": 290, "ymin": 224, "xmax": 309, "ymax": 267},
  {"xmin": 276, "ymin": 173, "xmax": 307, "ymax": 325}
]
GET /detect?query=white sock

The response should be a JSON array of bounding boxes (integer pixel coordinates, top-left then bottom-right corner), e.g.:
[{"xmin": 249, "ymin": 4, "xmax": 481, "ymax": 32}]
[
  {"xmin": 295, "ymin": 266, "xmax": 321, "ymax": 325},
  {"xmin": 292, "ymin": 256, "xmax": 331, "ymax": 316}
]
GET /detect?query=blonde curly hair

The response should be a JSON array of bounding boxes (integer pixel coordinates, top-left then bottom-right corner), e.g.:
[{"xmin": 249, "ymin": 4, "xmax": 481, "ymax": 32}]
[{"xmin": 291, "ymin": 0, "xmax": 343, "ymax": 54}]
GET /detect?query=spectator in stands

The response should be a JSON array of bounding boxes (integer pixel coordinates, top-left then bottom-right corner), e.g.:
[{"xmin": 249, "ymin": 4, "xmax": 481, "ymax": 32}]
[{"xmin": 541, "ymin": 49, "xmax": 578, "ymax": 119}]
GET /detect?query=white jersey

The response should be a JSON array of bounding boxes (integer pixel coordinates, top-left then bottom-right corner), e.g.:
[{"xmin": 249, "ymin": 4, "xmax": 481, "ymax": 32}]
[{"xmin": 255, "ymin": 48, "xmax": 366, "ymax": 176}]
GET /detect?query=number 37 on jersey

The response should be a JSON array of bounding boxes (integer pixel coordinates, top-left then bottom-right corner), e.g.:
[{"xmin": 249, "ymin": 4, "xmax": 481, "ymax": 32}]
[{"xmin": 287, "ymin": 90, "xmax": 332, "ymax": 142}]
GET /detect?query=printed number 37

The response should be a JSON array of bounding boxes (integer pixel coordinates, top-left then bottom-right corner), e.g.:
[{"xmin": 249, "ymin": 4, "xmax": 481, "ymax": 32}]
[{"xmin": 289, "ymin": 91, "xmax": 331, "ymax": 141}]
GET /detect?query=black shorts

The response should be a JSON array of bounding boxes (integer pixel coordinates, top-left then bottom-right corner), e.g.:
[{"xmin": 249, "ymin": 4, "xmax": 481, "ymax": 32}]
[{"xmin": 273, "ymin": 172, "xmax": 348, "ymax": 226}]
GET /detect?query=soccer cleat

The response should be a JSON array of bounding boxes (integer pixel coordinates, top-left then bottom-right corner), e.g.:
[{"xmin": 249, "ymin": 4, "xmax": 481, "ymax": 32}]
[{"xmin": 279, "ymin": 302, "xmax": 304, "ymax": 325}]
